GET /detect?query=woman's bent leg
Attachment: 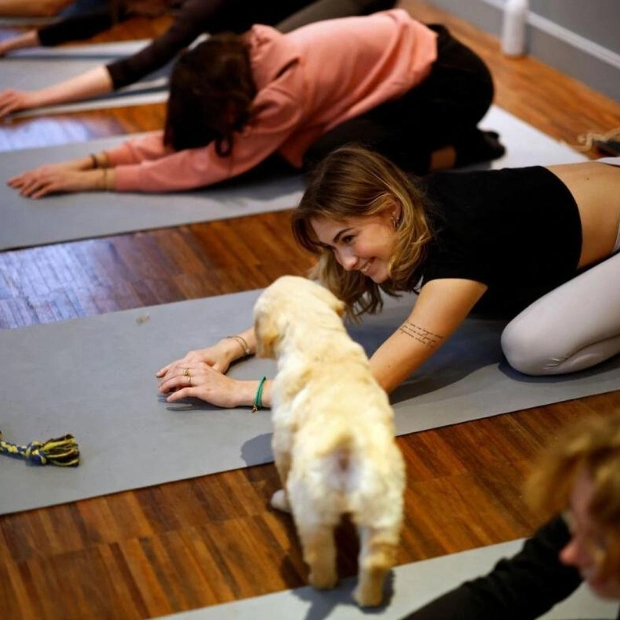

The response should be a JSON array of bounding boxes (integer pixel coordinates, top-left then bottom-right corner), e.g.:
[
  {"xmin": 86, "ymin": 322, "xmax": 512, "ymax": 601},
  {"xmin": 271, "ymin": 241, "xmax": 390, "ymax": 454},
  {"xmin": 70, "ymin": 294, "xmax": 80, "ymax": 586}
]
[
  {"xmin": 501, "ymin": 252, "xmax": 620, "ymax": 375},
  {"xmin": 303, "ymin": 25, "xmax": 498, "ymax": 174}
]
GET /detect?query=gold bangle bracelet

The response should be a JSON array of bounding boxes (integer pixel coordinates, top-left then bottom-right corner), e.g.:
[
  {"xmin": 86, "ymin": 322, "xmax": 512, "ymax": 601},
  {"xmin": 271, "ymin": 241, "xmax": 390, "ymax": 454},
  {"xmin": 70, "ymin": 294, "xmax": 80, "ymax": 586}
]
[
  {"xmin": 226, "ymin": 335, "xmax": 251, "ymax": 357},
  {"xmin": 99, "ymin": 151, "xmax": 110, "ymax": 169}
]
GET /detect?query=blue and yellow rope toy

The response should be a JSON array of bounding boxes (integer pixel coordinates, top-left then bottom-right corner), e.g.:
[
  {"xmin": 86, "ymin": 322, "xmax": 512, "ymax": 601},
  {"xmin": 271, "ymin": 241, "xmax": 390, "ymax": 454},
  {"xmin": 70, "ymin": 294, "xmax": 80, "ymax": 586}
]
[{"xmin": 0, "ymin": 430, "xmax": 80, "ymax": 467}]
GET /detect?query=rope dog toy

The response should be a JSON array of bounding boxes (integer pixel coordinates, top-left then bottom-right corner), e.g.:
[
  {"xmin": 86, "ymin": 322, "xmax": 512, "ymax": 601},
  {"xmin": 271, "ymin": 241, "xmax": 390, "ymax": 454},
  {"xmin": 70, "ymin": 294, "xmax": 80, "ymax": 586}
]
[{"xmin": 0, "ymin": 429, "xmax": 80, "ymax": 466}]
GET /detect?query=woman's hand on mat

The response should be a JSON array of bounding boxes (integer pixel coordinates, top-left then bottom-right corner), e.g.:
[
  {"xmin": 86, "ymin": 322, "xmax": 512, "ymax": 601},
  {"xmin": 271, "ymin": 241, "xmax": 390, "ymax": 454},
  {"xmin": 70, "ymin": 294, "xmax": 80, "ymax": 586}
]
[
  {"xmin": 158, "ymin": 363, "xmax": 244, "ymax": 407},
  {"xmin": 0, "ymin": 41, "xmax": 13, "ymax": 57},
  {"xmin": 8, "ymin": 164, "xmax": 102, "ymax": 198},
  {"xmin": 0, "ymin": 89, "xmax": 36, "ymax": 118},
  {"xmin": 156, "ymin": 345, "xmax": 234, "ymax": 380}
]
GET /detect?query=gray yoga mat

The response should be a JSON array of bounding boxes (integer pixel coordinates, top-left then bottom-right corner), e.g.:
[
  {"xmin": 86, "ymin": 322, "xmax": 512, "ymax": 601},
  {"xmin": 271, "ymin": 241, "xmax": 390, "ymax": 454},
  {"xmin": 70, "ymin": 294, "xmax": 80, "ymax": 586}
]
[
  {"xmin": 0, "ymin": 16, "xmax": 57, "ymax": 27},
  {"xmin": 1, "ymin": 289, "xmax": 618, "ymax": 515},
  {"xmin": 0, "ymin": 135, "xmax": 304, "ymax": 251},
  {"xmin": 157, "ymin": 539, "xmax": 619, "ymax": 619},
  {"xmin": 0, "ymin": 39, "xmax": 171, "ymax": 117},
  {"xmin": 0, "ymin": 106, "xmax": 585, "ymax": 251}
]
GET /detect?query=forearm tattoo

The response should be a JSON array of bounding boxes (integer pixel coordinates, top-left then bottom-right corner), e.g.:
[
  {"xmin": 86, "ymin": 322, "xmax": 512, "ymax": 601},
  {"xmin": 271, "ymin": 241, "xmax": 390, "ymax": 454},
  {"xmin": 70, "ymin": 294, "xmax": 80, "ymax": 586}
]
[{"xmin": 399, "ymin": 321, "xmax": 444, "ymax": 349}]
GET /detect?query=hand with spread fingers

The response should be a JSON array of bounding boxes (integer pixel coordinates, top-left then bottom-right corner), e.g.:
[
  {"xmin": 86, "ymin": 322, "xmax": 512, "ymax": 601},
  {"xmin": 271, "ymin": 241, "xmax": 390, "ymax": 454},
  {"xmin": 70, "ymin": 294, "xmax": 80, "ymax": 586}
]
[
  {"xmin": 156, "ymin": 335, "xmax": 257, "ymax": 407},
  {"xmin": 8, "ymin": 163, "xmax": 110, "ymax": 198},
  {"xmin": 156, "ymin": 335, "xmax": 253, "ymax": 381},
  {"xmin": 157, "ymin": 363, "xmax": 251, "ymax": 408},
  {"xmin": 0, "ymin": 89, "xmax": 36, "ymax": 119}
]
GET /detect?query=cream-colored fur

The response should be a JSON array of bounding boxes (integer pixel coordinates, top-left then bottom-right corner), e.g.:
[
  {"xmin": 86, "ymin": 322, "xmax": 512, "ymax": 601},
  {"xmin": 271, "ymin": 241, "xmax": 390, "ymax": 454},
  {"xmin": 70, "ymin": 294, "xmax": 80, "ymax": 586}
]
[{"xmin": 254, "ymin": 276, "xmax": 406, "ymax": 607}]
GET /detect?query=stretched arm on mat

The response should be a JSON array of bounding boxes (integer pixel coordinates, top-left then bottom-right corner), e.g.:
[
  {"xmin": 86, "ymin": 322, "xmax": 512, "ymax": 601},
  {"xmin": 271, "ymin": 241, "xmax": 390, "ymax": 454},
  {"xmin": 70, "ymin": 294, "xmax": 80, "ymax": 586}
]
[
  {"xmin": 156, "ymin": 279, "xmax": 484, "ymax": 408},
  {"xmin": 0, "ymin": 66, "xmax": 114, "ymax": 120},
  {"xmin": 158, "ymin": 149, "xmax": 620, "ymax": 410},
  {"xmin": 156, "ymin": 328, "xmax": 267, "ymax": 408},
  {"xmin": 7, "ymin": 150, "xmax": 115, "ymax": 197},
  {"xmin": 0, "ymin": 0, "xmax": 72, "ymax": 17},
  {"xmin": 0, "ymin": 31, "xmax": 41, "ymax": 56},
  {"xmin": 0, "ymin": 3, "xmax": 125, "ymax": 57}
]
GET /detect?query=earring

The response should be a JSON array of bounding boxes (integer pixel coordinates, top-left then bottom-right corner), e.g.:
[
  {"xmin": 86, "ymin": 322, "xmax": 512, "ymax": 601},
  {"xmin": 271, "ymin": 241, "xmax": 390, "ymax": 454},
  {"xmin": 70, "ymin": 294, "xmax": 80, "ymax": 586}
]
[{"xmin": 391, "ymin": 216, "xmax": 399, "ymax": 230}]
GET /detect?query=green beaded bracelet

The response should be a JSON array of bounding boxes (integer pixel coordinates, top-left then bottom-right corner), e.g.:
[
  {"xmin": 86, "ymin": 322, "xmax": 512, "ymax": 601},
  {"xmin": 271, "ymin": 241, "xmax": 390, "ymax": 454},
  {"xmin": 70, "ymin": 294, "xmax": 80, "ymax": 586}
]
[{"xmin": 252, "ymin": 376, "xmax": 267, "ymax": 412}]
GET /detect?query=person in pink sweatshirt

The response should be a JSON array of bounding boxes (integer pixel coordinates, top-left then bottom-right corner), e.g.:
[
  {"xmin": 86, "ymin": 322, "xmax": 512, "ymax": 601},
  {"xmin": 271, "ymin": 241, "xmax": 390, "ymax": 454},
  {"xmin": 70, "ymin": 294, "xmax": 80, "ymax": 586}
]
[{"xmin": 8, "ymin": 9, "xmax": 503, "ymax": 197}]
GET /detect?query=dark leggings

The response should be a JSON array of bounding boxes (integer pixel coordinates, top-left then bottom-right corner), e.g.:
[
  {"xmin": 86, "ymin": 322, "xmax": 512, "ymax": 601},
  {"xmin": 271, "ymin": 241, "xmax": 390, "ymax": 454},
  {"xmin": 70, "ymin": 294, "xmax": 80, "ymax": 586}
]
[
  {"xmin": 203, "ymin": 0, "xmax": 396, "ymax": 35},
  {"xmin": 276, "ymin": 0, "xmax": 397, "ymax": 33},
  {"xmin": 303, "ymin": 25, "xmax": 495, "ymax": 175}
]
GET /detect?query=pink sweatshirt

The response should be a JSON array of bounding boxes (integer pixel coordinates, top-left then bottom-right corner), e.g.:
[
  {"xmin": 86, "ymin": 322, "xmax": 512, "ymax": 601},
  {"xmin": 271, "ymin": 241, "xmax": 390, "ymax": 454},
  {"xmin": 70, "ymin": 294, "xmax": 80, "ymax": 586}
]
[{"xmin": 106, "ymin": 9, "xmax": 437, "ymax": 193}]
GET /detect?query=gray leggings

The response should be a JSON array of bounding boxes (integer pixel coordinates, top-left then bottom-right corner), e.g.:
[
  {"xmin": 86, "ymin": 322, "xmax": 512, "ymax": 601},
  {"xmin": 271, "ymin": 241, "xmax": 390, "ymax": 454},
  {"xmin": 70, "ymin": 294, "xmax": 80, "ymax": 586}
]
[{"xmin": 501, "ymin": 157, "xmax": 620, "ymax": 375}]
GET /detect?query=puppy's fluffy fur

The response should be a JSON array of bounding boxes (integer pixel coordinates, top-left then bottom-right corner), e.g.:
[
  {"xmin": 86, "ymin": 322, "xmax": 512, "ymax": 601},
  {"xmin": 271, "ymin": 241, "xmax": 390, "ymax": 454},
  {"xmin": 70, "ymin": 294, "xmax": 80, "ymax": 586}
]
[{"xmin": 254, "ymin": 276, "xmax": 406, "ymax": 607}]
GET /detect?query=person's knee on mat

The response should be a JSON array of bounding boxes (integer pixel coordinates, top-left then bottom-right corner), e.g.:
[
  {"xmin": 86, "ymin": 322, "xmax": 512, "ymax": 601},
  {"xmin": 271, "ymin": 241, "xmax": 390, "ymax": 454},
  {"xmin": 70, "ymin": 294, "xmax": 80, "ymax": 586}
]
[
  {"xmin": 501, "ymin": 320, "xmax": 620, "ymax": 376},
  {"xmin": 501, "ymin": 321, "xmax": 559, "ymax": 375}
]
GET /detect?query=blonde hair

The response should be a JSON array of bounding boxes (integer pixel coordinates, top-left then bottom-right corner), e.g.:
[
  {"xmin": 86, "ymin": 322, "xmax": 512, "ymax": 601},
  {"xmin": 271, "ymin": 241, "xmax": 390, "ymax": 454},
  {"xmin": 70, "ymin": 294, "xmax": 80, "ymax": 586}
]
[
  {"xmin": 292, "ymin": 146, "xmax": 432, "ymax": 319},
  {"xmin": 526, "ymin": 412, "xmax": 620, "ymax": 580}
]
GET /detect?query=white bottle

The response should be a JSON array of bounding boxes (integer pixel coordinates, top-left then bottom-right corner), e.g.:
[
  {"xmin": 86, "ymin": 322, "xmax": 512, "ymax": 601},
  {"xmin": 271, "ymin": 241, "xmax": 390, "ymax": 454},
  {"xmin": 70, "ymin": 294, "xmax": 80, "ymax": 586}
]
[{"xmin": 501, "ymin": 0, "xmax": 529, "ymax": 57}]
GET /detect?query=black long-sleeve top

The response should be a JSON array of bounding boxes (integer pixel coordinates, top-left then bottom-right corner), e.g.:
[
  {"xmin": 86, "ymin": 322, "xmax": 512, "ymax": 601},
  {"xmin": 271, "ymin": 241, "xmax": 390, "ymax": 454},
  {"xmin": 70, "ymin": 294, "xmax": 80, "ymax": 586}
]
[
  {"xmin": 403, "ymin": 516, "xmax": 620, "ymax": 620},
  {"xmin": 38, "ymin": 4, "xmax": 129, "ymax": 47}
]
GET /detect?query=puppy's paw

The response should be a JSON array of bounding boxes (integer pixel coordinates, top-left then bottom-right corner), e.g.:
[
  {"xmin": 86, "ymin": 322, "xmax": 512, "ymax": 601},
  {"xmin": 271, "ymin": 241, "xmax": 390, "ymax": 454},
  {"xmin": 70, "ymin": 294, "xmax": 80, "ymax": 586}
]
[
  {"xmin": 353, "ymin": 584, "xmax": 384, "ymax": 608},
  {"xmin": 270, "ymin": 489, "xmax": 291, "ymax": 513},
  {"xmin": 310, "ymin": 571, "xmax": 338, "ymax": 590}
]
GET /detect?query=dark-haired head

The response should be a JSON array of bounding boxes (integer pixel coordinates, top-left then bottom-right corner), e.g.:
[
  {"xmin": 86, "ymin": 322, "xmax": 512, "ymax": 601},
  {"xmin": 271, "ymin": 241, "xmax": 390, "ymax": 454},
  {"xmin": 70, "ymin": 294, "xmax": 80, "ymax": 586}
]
[
  {"xmin": 292, "ymin": 145, "xmax": 432, "ymax": 318},
  {"xmin": 164, "ymin": 33, "xmax": 257, "ymax": 156}
]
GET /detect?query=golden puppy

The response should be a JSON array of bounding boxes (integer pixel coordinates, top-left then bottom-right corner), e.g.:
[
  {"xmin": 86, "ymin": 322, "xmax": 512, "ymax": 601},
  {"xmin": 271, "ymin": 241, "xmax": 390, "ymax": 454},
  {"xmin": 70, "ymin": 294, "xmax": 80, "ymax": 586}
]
[{"xmin": 254, "ymin": 275, "xmax": 406, "ymax": 607}]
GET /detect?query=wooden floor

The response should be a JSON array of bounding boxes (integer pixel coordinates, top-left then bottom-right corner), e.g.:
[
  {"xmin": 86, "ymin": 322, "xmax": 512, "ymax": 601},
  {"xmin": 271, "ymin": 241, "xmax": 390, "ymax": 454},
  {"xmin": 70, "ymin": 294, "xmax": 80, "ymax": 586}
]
[{"xmin": 1, "ymin": 2, "xmax": 620, "ymax": 618}]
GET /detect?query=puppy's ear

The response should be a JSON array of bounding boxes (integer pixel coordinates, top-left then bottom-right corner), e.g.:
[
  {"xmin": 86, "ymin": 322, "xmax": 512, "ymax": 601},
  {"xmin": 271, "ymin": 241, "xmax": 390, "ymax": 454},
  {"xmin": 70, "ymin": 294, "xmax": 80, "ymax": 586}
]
[
  {"xmin": 333, "ymin": 298, "xmax": 346, "ymax": 318},
  {"xmin": 254, "ymin": 311, "xmax": 279, "ymax": 359}
]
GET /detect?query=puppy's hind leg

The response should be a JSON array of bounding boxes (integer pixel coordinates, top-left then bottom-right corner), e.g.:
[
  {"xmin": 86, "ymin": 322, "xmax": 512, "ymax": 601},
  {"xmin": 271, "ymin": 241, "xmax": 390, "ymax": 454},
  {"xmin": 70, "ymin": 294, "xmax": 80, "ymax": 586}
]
[
  {"xmin": 297, "ymin": 522, "xmax": 338, "ymax": 591},
  {"xmin": 354, "ymin": 526, "xmax": 399, "ymax": 607},
  {"xmin": 271, "ymin": 436, "xmax": 292, "ymax": 513}
]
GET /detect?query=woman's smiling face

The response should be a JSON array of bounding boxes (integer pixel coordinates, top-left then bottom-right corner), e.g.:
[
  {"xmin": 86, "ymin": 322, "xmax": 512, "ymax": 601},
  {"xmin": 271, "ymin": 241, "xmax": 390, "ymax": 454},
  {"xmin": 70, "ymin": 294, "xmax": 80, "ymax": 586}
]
[{"xmin": 310, "ymin": 212, "xmax": 398, "ymax": 284}]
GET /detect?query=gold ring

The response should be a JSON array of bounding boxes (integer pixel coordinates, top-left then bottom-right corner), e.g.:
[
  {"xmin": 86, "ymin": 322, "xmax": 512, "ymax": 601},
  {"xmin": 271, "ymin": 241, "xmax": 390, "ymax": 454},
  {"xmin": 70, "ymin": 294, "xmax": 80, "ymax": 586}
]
[{"xmin": 183, "ymin": 368, "xmax": 191, "ymax": 377}]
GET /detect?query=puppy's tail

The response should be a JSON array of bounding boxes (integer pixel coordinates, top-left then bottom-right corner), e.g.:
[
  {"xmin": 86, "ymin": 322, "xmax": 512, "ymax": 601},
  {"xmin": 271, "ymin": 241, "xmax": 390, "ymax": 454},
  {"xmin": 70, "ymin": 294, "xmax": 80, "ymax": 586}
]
[{"xmin": 318, "ymin": 431, "xmax": 356, "ymax": 489}]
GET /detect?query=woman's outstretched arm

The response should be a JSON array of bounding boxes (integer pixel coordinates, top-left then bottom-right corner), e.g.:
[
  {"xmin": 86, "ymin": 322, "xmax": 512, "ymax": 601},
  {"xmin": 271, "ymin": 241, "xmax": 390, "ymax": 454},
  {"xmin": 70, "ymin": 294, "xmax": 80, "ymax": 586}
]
[
  {"xmin": 7, "ymin": 151, "xmax": 114, "ymax": 197},
  {"xmin": 155, "ymin": 278, "xmax": 487, "ymax": 409},
  {"xmin": 370, "ymin": 278, "xmax": 487, "ymax": 393},
  {"xmin": 0, "ymin": 0, "xmax": 72, "ymax": 17},
  {"xmin": 156, "ymin": 327, "xmax": 276, "ymax": 409},
  {"xmin": 0, "ymin": 6, "xmax": 119, "ymax": 56},
  {"xmin": 0, "ymin": 65, "xmax": 113, "ymax": 119},
  {"xmin": 0, "ymin": 30, "xmax": 40, "ymax": 56}
]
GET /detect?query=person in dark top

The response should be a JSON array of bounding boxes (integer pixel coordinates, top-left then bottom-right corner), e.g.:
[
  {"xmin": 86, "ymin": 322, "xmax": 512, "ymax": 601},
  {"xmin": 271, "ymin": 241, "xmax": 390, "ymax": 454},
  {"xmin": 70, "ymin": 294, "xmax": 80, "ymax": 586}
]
[
  {"xmin": 0, "ymin": 0, "xmax": 174, "ymax": 55},
  {"xmin": 0, "ymin": 0, "xmax": 103, "ymax": 18},
  {"xmin": 0, "ymin": 0, "xmax": 396, "ymax": 117},
  {"xmin": 403, "ymin": 412, "xmax": 620, "ymax": 619},
  {"xmin": 154, "ymin": 147, "xmax": 620, "ymax": 410}
]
